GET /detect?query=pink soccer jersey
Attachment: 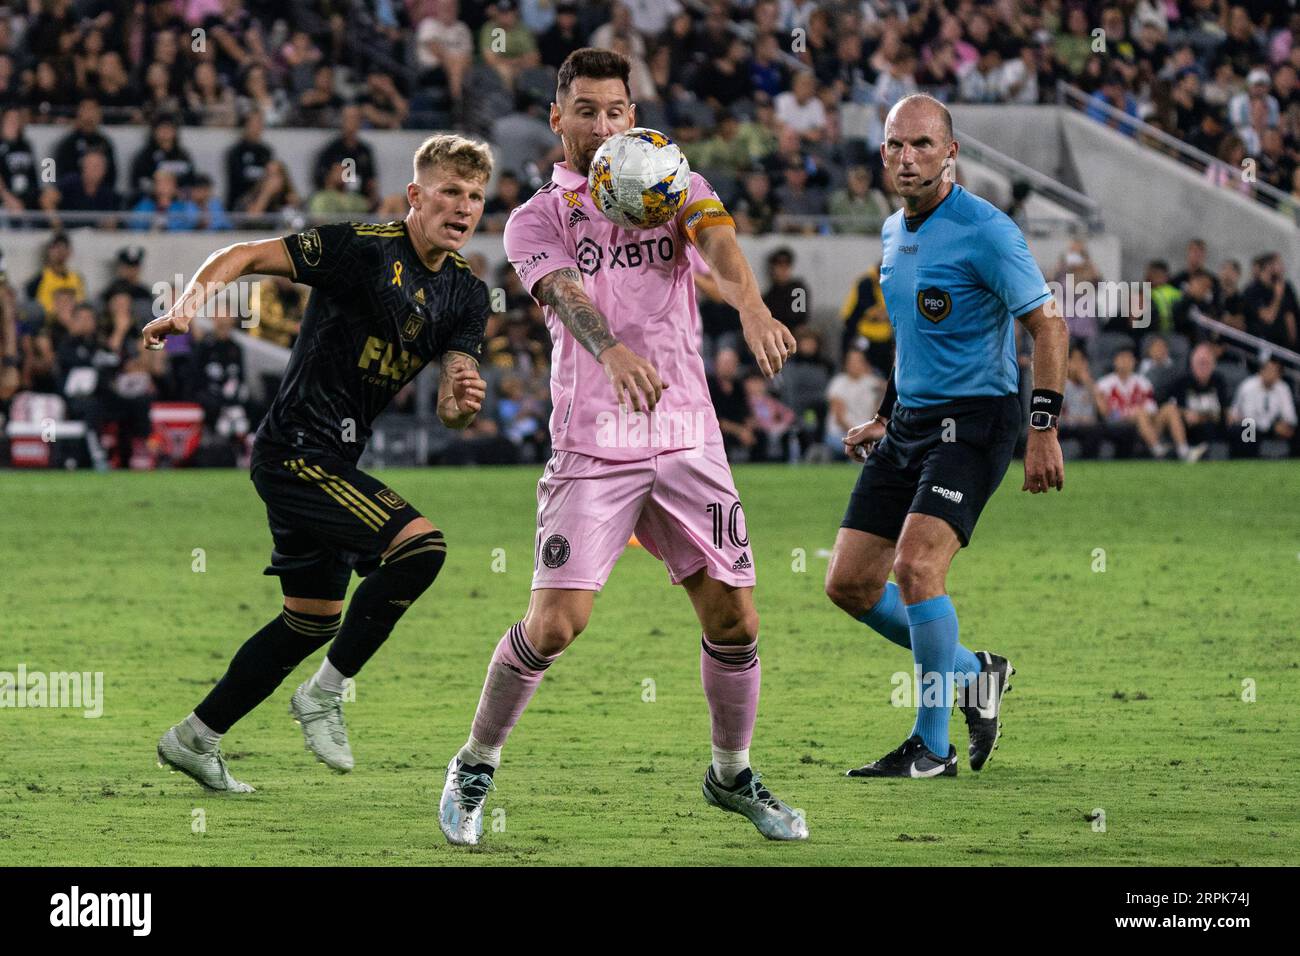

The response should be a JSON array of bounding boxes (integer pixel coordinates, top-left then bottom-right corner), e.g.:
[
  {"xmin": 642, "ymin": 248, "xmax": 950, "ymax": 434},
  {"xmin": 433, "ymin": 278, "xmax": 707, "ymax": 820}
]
[{"xmin": 504, "ymin": 163, "xmax": 735, "ymax": 461}]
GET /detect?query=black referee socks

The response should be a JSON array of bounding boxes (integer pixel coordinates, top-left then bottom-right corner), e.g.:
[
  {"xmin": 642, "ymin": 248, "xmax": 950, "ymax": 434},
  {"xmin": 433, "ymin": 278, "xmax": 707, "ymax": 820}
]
[
  {"xmin": 327, "ymin": 530, "xmax": 447, "ymax": 677},
  {"xmin": 195, "ymin": 608, "xmax": 342, "ymax": 734}
]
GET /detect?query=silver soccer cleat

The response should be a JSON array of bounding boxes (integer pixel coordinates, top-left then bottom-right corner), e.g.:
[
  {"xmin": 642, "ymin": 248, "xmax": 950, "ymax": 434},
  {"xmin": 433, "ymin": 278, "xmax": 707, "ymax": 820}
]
[
  {"xmin": 702, "ymin": 766, "xmax": 809, "ymax": 841},
  {"xmin": 290, "ymin": 681, "xmax": 354, "ymax": 772},
  {"xmin": 439, "ymin": 757, "xmax": 495, "ymax": 846},
  {"xmin": 156, "ymin": 725, "xmax": 255, "ymax": 793}
]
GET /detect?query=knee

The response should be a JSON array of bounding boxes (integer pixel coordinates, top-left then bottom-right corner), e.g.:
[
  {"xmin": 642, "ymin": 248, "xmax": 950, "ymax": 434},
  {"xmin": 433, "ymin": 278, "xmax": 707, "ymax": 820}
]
[
  {"xmin": 704, "ymin": 603, "xmax": 759, "ymax": 645},
  {"xmin": 824, "ymin": 571, "xmax": 883, "ymax": 617},
  {"xmin": 382, "ymin": 529, "xmax": 447, "ymax": 590},
  {"xmin": 526, "ymin": 605, "xmax": 589, "ymax": 656},
  {"xmin": 892, "ymin": 550, "xmax": 939, "ymax": 600}
]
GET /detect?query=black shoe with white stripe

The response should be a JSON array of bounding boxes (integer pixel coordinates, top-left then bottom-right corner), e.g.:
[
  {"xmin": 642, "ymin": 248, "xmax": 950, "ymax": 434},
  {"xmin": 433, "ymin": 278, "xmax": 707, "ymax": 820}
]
[
  {"xmin": 958, "ymin": 651, "xmax": 1014, "ymax": 771},
  {"xmin": 846, "ymin": 735, "xmax": 957, "ymax": 778}
]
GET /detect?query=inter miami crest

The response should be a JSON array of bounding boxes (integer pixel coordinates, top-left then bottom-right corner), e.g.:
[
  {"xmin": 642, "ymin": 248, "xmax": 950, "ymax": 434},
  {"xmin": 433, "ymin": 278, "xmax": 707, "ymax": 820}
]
[
  {"xmin": 541, "ymin": 533, "xmax": 570, "ymax": 569},
  {"xmin": 917, "ymin": 287, "xmax": 952, "ymax": 323}
]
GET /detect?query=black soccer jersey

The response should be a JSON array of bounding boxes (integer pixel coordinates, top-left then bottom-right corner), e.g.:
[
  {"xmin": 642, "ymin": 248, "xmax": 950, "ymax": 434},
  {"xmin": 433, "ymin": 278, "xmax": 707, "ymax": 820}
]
[{"xmin": 252, "ymin": 220, "xmax": 489, "ymax": 466}]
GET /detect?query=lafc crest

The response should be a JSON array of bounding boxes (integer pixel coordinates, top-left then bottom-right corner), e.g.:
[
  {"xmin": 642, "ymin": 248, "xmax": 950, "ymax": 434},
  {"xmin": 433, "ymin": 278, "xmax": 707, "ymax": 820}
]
[{"xmin": 401, "ymin": 310, "xmax": 425, "ymax": 341}]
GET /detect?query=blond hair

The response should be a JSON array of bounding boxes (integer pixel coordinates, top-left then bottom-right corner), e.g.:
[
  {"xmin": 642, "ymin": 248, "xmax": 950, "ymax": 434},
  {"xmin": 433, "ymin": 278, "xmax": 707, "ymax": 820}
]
[{"xmin": 413, "ymin": 133, "xmax": 494, "ymax": 183}]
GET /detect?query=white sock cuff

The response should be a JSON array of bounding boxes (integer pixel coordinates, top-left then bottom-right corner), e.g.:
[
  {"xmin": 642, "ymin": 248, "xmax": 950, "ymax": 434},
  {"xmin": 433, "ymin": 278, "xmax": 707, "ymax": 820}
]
[
  {"xmin": 460, "ymin": 735, "xmax": 503, "ymax": 770},
  {"xmin": 312, "ymin": 657, "xmax": 348, "ymax": 696}
]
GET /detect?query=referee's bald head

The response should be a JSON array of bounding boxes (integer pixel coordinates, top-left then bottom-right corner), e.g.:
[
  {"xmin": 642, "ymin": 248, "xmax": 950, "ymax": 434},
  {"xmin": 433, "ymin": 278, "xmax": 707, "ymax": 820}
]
[{"xmin": 885, "ymin": 94, "xmax": 953, "ymax": 144}]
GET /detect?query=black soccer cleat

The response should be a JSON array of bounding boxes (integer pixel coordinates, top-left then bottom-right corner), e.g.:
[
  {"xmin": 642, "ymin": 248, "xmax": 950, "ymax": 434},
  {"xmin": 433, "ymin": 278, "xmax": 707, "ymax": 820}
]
[
  {"xmin": 846, "ymin": 735, "xmax": 957, "ymax": 778},
  {"xmin": 958, "ymin": 651, "xmax": 1015, "ymax": 771}
]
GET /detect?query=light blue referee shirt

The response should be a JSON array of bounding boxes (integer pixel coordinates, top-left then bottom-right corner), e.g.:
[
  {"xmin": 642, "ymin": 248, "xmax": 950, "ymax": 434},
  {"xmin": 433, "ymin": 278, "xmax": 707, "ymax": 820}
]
[{"xmin": 879, "ymin": 183, "xmax": 1052, "ymax": 407}]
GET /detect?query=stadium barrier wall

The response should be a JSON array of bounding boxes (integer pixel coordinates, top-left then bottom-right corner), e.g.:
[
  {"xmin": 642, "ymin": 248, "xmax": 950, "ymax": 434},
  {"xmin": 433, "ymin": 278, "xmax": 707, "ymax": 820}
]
[{"xmin": 950, "ymin": 105, "xmax": 1300, "ymax": 287}]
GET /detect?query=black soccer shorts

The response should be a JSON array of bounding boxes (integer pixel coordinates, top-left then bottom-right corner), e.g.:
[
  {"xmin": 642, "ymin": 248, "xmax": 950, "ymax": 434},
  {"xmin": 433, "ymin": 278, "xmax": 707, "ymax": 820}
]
[
  {"xmin": 251, "ymin": 453, "xmax": 423, "ymax": 600},
  {"xmin": 841, "ymin": 394, "xmax": 1021, "ymax": 547}
]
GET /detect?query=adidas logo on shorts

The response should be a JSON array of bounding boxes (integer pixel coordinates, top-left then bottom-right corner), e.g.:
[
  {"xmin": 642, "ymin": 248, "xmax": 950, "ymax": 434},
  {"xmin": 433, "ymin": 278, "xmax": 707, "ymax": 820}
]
[{"xmin": 732, "ymin": 551, "xmax": 752, "ymax": 571}]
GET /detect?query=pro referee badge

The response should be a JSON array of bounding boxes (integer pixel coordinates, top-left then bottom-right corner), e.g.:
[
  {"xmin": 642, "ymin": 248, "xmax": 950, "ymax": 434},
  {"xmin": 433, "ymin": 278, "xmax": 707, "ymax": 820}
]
[{"xmin": 917, "ymin": 287, "xmax": 952, "ymax": 323}]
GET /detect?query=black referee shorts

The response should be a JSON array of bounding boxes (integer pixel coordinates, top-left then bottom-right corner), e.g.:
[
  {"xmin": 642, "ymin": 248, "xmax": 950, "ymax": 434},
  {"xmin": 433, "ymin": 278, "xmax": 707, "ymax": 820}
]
[
  {"xmin": 251, "ymin": 454, "xmax": 423, "ymax": 601},
  {"xmin": 841, "ymin": 394, "xmax": 1020, "ymax": 547}
]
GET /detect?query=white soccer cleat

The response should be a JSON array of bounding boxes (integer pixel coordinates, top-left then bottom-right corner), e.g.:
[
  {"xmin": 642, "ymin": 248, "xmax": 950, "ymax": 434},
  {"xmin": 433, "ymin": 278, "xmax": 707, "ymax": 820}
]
[
  {"xmin": 290, "ymin": 681, "xmax": 354, "ymax": 772},
  {"xmin": 156, "ymin": 726, "xmax": 255, "ymax": 793},
  {"xmin": 439, "ymin": 757, "xmax": 495, "ymax": 846}
]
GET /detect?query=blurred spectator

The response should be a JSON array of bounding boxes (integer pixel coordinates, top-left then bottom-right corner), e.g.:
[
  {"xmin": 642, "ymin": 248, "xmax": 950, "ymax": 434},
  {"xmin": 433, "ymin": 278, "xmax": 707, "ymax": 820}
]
[
  {"xmin": 778, "ymin": 326, "xmax": 833, "ymax": 457},
  {"xmin": 775, "ymin": 71, "xmax": 827, "ymax": 142},
  {"xmin": 1085, "ymin": 71, "xmax": 1140, "ymax": 136},
  {"xmin": 190, "ymin": 173, "xmax": 234, "ymax": 230},
  {"xmin": 1096, "ymin": 347, "xmax": 1198, "ymax": 459},
  {"xmin": 236, "ymin": 159, "xmax": 302, "ymax": 227},
  {"xmin": 1170, "ymin": 269, "xmax": 1219, "ymax": 340},
  {"xmin": 100, "ymin": 247, "xmax": 154, "ymax": 325},
  {"xmin": 743, "ymin": 373, "xmax": 796, "ymax": 461},
  {"xmin": 482, "ymin": 170, "xmax": 525, "ymax": 232},
  {"xmin": 310, "ymin": 162, "xmax": 372, "ymax": 217},
  {"xmin": 480, "ymin": 0, "xmax": 540, "ymax": 91},
  {"xmin": 1219, "ymin": 259, "xmax": 1248, "ymax": 331},
  {"xmin": 297, "ymin": 65, "xmax": 345, "ymax": 128},
  {"xmin": 226, "ymin": 110, "xmax": 273, "ymax": 210},
  {"xmin": 130, "ymin": 169, "xmax": 199, "ymax": 231},
  {"xmin": 591, "ymin": 3, "xmax": 645, "ymax": 59},
  {"xmin": 416, "ymin": 0, "xmax": 475, "ymax": 112},
  {"xmin": 1171, "ymin": 239, "xmax": 1220, "ymax": 304},
  {"xmin": 25, "ymin": 233, "xmax": 86, "ymax": 319},
  {"xmin": 1143, "ymin": 259, "xmax": 1183, "ymax": 336},
  {"xmin": 314, "ymin": 105, "xmax": 378, "ymax": 209},
  {"xmin": 824, "ymin": 349, "xmax": 884, "ymax": 456},
  {"xmin": 774, "ymin": 158, "xmax": 827, "ymax": 232},
  {"xmin": 1229, "ymin": 68, "xmax": 1281, "ymax": 135},
  {"xmin": 1137, "ymin": 335, "xmax": 1179, "ymax": 402},
  {"xmin": 839, "ymin": 263, "xmax": 892, "ymax": 373},
  {"xmin": 187, "ymin": 61, "xmax": 240, "ymax": 127},
  {"xmin": 203, "ymin": 0, "xmax": 269, "ymax": 83},
  {"xmin": 496, "ymin": 373, "xmax": 548, "ymax": 461},
  {"xmin": 0, "ymin": 107, "xmax": 38, "ymax": 215},
  {"xmin": 237, "ymin": 65, "xmax": 292, "ymax": 128},
  {"xmin": 360, "ymin": 72, "xmax": 410, "ymax": 130},
  {"xmin": 279, "ymin": 30, "xmax": 324, "ymax": 96},
  {"xmin": 93, "ymin": 52, "xmax": 136, "ymax": 117},
  {"xmin": 828, "ymin": 165, "xmax": 892, "ymax": 233},
  {"xmin": 1242, "ymin": 252, "xmax": 1299, "ymax": 349},
  {"xmin": 129, "ymin": 116, "xmax": 197, "ymax": 203},
  {"xmin": 1, "ymin": 256, "xmax": 18, "ymax": 402},
  {"xmin": 41, "ymin": 149, "xmax": 122, "ymax": 223},
  {"xmin": 698, "ymin": 37, "xmax": 754, "ymax": 112},
  {"xmin": 732, "ymin": 168, "xmax": 777, "ymax": 236},
  {"xmin": 1166, "ymin": 343, "xmax": 1229, "ymax": 454},
  {"xmin": 761, "ymin": 247, "xmax": 809, "ymax": 330},
  {"xmin": 1059, "ymin": 345, "xmax": 1104, "ymax": 459},
  {"xmin": 689, "ymin": 112, "xmax": 753, "ymax": 177},
  {"xmin": 709, "ymin": 347, "xmax": 755, "ymax": 460},
  {"xmin": 1229, "ymin": 358, "xmax": 1298, "ymax": 456},
  {"xmin": 538, "ymin": 2, "xmax": 586, "ymax": 69},
  {"xmin": 491, "ymin": 94, "xmax": 564, "ymax": 183},
  {"xmin": 53, "ymin": 100, "xmax": 119, "ymax": 191},
  {"xmin": 142, "ymin": 61, "xmax": 185, "ymax": 125},
  {"xmin": 187, "ymin": 308, "xmax": 255, "ymax": 456}
]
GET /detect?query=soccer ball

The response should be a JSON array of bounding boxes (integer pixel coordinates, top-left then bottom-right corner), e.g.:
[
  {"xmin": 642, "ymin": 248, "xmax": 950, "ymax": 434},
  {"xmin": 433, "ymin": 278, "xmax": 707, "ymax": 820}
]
[{"xmin": 588, "ymin": 128, "xmax": 692, "ymax": 230}]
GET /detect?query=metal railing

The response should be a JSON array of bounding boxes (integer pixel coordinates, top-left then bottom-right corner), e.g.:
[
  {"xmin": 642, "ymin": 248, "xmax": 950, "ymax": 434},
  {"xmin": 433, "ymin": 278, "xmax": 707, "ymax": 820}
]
[
  {"xmin": 1189, "ymin": 305, "xmax": 1300, "ymax": 386},
  {"xmin": 956, "ymin": 127, "xmax": 1104, "ymax": 233},
  {"xmin": 1055, "ymin": 80, "xmax": 1298, "ymax": 218}
]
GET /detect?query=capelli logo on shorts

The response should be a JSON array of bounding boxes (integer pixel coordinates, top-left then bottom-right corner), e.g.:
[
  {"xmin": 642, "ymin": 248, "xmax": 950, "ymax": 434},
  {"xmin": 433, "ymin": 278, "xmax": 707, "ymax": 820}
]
[{"xmin": 930, "ymin": 485, "xmax": 963, "ymax": 503}]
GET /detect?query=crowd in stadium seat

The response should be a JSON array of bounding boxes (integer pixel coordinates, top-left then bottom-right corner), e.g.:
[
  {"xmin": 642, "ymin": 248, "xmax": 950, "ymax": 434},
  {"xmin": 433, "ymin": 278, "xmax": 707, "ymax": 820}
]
[{"xmin": 2, "ymin": 1, "xmax": 1299, "ymax": 467}]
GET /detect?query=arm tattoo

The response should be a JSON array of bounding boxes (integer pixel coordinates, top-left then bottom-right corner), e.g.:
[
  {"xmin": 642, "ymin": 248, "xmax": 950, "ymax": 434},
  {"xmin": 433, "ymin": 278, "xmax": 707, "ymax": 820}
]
[{"xmin": 536, "ymin": 268, "xmax": 618, "ymax": 358}]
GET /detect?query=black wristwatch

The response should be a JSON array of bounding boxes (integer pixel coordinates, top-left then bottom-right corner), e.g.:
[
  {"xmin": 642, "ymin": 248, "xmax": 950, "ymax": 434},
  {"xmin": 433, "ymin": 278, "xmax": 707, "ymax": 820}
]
[{"xmin": 1029, "ymin": 411, "xmax": 1057, "ymax": 431}]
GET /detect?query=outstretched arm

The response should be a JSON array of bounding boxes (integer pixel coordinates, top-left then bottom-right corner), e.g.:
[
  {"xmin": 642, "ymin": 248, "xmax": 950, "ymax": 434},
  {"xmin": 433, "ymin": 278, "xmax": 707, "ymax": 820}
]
[
  {"xmin": 694, "ymin": 224, "xmax": 796, "ymax": 378},
  {"xmin": 534, "ymin": 267, "xmax": 666, "ymax": 412},
  {"xmin": 142, "ymin": 238, "xmax": 294, "ymax": 350}
]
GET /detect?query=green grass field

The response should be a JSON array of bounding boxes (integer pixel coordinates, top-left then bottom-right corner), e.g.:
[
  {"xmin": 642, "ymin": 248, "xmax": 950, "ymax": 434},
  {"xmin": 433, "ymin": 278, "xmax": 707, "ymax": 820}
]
[{"xmin": 1, "ymin": 461, "xmax": 1297, "ymax": 866}]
